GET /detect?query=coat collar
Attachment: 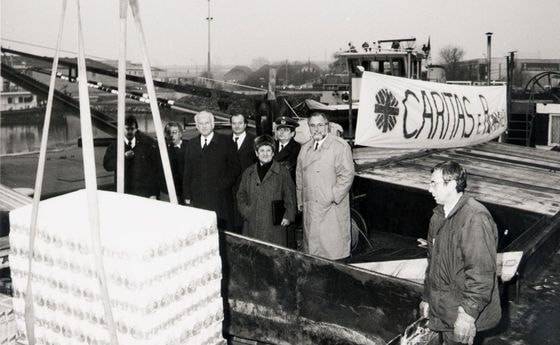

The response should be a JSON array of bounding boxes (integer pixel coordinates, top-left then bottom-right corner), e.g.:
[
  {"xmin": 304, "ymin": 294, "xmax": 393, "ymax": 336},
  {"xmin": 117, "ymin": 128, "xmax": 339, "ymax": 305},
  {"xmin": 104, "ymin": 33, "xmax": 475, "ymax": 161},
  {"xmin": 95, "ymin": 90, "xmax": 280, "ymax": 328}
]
[
  {"xmin": 248, "ymin": 160, "xmax": 280, "ymax": 183},
  {"xmin": 306, "ymin": 134, "xmax": 335, "ymax": 152},
  {"xmin": 302, "ymin": 134, "xmax": 335, "ymax": 167},
  {"xmin": 276, "ymin": 139, "xmax": 295, "ymax": 156},
  {"xmin": 433, "ymin": 193, "xmax": 468, "ymax": 219}
]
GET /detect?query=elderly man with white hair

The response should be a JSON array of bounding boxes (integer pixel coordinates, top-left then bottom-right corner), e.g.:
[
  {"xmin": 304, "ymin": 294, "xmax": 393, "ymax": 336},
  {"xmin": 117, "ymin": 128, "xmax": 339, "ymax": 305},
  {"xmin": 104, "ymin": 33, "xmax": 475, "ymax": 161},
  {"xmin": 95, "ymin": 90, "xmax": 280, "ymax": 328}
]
[{"xmin": 183, "ymin": 111, "xmax": 241, "ymax": 230}]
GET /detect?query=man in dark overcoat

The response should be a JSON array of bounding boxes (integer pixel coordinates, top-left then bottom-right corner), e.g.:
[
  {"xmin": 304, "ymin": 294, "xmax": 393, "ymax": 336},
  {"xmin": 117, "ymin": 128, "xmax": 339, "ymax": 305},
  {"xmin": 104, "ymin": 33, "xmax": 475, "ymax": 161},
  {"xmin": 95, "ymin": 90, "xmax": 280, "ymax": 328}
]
[
  {"xmin": 163, "ymin": 121, "xmax": 187, "ymax": 204},
  {"xmin": 183, "ymin": 111, "xmax": 241, "ymax": 230},
  {"xmin": 103, "ymin": 115, "xmax": 161, "ymax": 199},
  {"xmin": 274, "ymin": 116, "xmax": 301, "ymax": 181},
  {"xmin": 230, "ymin": 114, "xmax": 257, "ymax": 232}
]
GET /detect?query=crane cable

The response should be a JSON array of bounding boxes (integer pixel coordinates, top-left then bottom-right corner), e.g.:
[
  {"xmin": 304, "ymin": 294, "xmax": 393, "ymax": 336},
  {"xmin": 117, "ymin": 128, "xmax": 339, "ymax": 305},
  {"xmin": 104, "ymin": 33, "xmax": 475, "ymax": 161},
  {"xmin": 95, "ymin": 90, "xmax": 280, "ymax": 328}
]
[
  {"xmin": 24, "ymin": 1, "xmax": 68, "ymax": 344},
  {"xmin": 76, "ymin": 0, "xmax": 120, "ymax": 343}
]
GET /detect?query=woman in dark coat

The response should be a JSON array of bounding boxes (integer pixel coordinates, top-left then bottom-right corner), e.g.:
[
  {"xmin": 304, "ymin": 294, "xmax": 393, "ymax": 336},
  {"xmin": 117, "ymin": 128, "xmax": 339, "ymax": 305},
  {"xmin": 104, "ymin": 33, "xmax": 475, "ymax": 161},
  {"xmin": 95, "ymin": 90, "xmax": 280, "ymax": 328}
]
[{"xmin": 237, "ymin": 135, "xmax": 296, "ymax": 246}]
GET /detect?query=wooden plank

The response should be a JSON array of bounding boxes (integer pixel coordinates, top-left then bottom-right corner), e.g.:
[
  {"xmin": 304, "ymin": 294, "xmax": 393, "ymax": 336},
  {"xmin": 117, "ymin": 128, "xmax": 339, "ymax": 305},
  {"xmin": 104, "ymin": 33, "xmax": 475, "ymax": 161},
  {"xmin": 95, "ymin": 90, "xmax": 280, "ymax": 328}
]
[
  {"xmin": 357, "ymin": 166, "xmax": 559, "ymax": 216},
  {"xmin": 353, "ymin": 147, "xmax": 425, "ymax": 166},
  {"xmin": 455, "ymin": 147, "xmax": 560, "ymax": 171},
  {"xmin": 402, "ymin": 153, "xmax": 560, "ymax": 195},
  {"xmin": 470, "ymin": 142, "xmax": 560, "ymax": 167},
  {"xmin": 355, "ymin": 149, "xmax": 439, "ymax": 172}
]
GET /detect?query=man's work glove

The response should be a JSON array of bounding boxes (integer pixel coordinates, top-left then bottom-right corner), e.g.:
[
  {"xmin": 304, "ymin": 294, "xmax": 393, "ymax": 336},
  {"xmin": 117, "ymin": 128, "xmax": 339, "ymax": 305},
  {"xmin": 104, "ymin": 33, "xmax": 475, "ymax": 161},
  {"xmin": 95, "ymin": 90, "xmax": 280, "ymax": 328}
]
[
  {"xmin": 419, "ymin": 301, "xmax": 429, "ymax": 319},
  {"xmin": 453, "ymin": 306, "xmax": 476, "ymax": 345}
]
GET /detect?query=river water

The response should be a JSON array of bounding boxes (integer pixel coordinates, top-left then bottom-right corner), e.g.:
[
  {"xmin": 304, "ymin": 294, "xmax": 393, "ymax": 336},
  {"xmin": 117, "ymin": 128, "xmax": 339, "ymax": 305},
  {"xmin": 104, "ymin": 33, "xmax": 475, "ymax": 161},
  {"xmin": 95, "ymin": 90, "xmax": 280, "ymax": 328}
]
[{"xmin": 0, "ymin": 107, "xmax": 185, "ymax": 155}]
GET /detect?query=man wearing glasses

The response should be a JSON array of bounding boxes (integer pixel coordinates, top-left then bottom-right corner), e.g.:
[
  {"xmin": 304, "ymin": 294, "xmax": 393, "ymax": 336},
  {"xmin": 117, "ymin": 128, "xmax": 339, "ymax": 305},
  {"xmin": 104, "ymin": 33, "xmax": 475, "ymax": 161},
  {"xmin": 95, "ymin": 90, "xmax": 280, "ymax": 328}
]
[
  {"xmin": 421, "ymin": 161, "xmax": 501, "ymax": 345},
  {"xmin": 295, "ymin": 112, "xmax": 354, "ymax": 260}
]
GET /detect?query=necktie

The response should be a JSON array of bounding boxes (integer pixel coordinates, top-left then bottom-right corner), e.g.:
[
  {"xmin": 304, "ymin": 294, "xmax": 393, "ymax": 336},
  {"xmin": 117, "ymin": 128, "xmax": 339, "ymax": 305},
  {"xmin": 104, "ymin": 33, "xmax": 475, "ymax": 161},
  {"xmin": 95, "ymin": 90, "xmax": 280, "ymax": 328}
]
[
  {"xmin": 314, "ymin": 142, "xmax": 319, "ymax": 151},
  {"xmin": 203, "ymin": 138, "xmax": 208, "ymax": 150},
  {"xmin": 126, "ymin": 140, "xmax": 132, "ymax": 151},
  {"xmin": 280, "ymin": 144, "xmax": 284, "ymax": 151},
  {"xmin": 234, "ymin": 136, "xmax": 239, "ymax": 149}
]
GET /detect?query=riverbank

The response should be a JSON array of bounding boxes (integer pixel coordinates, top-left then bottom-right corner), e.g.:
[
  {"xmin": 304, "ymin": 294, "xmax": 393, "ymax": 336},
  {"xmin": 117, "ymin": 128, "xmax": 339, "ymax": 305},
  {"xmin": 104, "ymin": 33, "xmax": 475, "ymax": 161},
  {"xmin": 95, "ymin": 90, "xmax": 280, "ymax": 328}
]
[{"xmin": 0, "ymin": 146, "xmax": 112, "ymax": 198}]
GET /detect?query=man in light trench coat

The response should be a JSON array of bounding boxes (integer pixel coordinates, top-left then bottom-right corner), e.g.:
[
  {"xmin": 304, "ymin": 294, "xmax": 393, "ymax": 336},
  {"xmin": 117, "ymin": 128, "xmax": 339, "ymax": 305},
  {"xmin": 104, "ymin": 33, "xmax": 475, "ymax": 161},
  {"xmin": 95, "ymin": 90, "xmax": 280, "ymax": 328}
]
[{"xmin": 296, "ymin": 112, "xmax": 355, "ymax": 260}]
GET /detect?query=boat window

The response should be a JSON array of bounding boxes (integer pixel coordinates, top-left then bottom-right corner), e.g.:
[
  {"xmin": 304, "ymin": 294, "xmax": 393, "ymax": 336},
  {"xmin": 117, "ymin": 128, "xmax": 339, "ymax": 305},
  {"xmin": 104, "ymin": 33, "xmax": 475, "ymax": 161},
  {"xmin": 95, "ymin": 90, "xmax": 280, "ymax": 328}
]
[
  {"xmin": 348, "ymin": 59, "xmax": 362, "ymax": 77},
  {"xmin": 368, "ymin": 61, "xmax": 381, "ymax": 73},
  {"xmin": 382, "ymin": 61, "xmax": 393, "ymax": 75}
]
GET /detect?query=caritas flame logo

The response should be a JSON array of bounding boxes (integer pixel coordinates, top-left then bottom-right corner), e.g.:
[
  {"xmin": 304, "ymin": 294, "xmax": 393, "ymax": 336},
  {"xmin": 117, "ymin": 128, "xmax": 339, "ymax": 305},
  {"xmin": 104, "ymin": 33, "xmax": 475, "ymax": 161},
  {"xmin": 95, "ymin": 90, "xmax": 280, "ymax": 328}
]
[{"xmin": 374, "ymin": 89, "xmax": 399, "ymax": 132}]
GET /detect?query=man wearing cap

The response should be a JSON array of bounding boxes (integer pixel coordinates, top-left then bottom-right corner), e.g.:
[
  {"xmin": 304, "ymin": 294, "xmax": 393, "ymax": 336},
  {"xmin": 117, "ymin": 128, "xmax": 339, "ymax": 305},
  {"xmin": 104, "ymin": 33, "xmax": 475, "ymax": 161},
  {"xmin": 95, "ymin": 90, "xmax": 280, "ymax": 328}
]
[
  {"xmin": 274, "ymin": 116, "xmax": 301, "ymax": 181},
  {"xmin": 296, "ymin": 112, "xmax": 354, "ymax": 260},
  {"xmin": 231, "ymin": 114, "xmax": 257, "ymax": 232},
  {"xmin": 183, "ymin": 111, "xmax": 241, "ymax": 230}
]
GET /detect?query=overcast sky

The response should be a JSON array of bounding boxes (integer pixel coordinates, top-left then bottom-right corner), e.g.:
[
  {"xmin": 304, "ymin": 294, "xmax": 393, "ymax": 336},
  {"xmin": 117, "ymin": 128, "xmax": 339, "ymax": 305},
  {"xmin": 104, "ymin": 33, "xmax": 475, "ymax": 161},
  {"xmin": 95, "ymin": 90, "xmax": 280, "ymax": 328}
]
[{"xmin": 2, "ymin": 0, "xmax": 559, "ymax": 68}]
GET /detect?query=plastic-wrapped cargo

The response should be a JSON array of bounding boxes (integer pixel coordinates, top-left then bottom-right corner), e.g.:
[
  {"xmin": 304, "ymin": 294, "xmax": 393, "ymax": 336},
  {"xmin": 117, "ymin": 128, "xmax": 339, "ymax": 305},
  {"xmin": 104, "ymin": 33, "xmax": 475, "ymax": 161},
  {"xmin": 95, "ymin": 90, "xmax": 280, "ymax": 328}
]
[
  {"xmin": 9, "ymin": 190, "xmax": 224, "ymax": 345},
  {"xmin": 0, "ymin": 293, "xmax": 16, "ymax": 345}
]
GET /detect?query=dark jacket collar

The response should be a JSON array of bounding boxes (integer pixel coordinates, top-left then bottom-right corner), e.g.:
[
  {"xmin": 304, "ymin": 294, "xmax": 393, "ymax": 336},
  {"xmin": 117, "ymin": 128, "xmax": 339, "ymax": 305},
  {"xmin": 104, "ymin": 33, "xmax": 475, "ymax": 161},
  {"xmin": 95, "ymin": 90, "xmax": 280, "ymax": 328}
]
[
  {"xmin": 433, "ymin": 193, "xmax": 468, "ymax": 219},
  {"xmin": 248, "ymin": 160, "xmax": 280, "ymax": 182}
]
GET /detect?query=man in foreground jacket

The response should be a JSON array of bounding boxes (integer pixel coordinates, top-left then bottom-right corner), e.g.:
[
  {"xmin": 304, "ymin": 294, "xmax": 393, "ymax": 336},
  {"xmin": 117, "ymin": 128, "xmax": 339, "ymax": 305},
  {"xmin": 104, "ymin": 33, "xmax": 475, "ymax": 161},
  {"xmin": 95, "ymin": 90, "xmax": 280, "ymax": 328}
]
[{"xmin": 421, "ymin": 161, "xmax": 501, "ymax": 345}]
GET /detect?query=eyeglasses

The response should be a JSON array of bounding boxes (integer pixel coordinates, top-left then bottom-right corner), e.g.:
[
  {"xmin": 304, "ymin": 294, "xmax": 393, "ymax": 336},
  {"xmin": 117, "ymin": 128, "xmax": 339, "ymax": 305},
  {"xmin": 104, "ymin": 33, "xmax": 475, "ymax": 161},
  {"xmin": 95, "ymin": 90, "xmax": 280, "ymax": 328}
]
[
  {"xmin": 309, "ymin": 123, "xmax": 327, "ymax": 129},
  {"xmin": 429, "ymin": 179, "xmax": 452, "ymax": 187}
]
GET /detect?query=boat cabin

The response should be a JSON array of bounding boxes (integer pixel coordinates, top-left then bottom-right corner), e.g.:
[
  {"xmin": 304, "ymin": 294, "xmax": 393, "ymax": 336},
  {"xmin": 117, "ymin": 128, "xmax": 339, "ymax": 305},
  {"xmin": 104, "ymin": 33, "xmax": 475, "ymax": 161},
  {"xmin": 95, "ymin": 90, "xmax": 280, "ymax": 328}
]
[{"xmin": 320, "ymin": 38, "xmax": 427, "ymax": 108}]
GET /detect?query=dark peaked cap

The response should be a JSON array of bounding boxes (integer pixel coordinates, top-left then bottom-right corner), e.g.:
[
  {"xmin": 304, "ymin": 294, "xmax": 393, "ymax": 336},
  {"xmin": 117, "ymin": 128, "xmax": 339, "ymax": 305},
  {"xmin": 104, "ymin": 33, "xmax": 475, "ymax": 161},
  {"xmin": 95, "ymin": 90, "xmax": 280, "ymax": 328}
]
[{"xmin": 274, "ymin": 116, "xmax": 299, "ymax": 130}]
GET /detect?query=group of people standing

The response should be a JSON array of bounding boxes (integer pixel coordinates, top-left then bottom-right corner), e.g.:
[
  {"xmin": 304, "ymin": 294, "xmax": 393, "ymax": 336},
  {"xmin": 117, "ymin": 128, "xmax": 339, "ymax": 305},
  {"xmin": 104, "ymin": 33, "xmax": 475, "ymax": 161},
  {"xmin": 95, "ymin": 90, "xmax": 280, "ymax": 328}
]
[
  {"xmin": 103, "ymin": 110, "xmax": 355, "ymax": 260},
  {"xmin": 103, "ymin": 112, "xmax": 503, "ymax": 344}
]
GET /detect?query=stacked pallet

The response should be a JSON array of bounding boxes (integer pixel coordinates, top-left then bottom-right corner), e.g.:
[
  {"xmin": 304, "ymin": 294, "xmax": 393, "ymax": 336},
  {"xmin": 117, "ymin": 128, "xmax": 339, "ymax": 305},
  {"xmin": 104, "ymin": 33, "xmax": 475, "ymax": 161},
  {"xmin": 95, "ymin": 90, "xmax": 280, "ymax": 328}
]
[
  {"xmin": 9, "ymin": 190, "xmax": 225, "ymax": 345},
  {"xmin": 0, "ymin": 293, "xmax": 15, "ymax": 345}
]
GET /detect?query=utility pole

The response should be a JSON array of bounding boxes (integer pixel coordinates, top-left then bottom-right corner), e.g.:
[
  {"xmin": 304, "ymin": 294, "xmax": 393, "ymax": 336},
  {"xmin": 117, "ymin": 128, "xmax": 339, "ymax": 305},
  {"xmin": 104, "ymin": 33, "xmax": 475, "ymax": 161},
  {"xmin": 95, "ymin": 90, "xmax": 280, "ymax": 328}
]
[
  {"xmin": 486, "ymin": 32, "xmax": 493, "ymax": 86},
  {"xmin": 285, "ymin": 59, "xmax": 288, "ymax": 87},
  {"xmin": 206, "ymin": 0, "xmax": 213, "ymax": 77}
]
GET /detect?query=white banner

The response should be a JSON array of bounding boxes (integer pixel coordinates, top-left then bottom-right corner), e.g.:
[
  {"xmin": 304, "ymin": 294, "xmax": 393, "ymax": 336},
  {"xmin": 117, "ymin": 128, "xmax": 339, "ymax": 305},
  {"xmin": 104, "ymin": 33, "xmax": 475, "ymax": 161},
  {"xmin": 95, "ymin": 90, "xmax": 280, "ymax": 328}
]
[{"xmin": 355, "ymin": 72, "xmax": 507, "ymax": 149}]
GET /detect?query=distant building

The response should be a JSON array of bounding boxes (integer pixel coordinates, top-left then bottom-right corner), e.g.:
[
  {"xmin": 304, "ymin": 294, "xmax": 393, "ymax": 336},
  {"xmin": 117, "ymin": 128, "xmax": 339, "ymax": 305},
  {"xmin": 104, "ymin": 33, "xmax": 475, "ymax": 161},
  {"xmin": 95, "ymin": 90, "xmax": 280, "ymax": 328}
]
[
  {"xmin": 223, "ymin": 65, "xmax": 252, "ymax": 84},
  {"xmin": 0, "ymin": 79, "xmax": 38, "ymax": 111},
  {"xmin": 245, "ymin": 62, "xmax": 323, "ymax": 89},
  {"xmin": 451, "ymin": 57, "xmax": 560, "ymax": 88},
  {"xmin": 0, "ymin": 55, "xmax": 39, "ymax": 111},
  {"xmin": 101, "ymin": 60, "xmax": 165, "ymax": 80},
  {"xmin": 515, "ymin": 59, "xmax": 560, "ymax": 88},
  {"xmin": 449, "ymin": 57, "xmax": 508, "ymax": 84}
]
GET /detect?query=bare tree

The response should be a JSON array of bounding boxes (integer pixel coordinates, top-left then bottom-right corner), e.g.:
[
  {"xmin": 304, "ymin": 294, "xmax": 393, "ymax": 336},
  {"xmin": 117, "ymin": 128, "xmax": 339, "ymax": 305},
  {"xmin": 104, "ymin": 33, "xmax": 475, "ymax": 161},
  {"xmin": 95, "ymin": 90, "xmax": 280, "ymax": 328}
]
[{"xmin": 439, "ymin": 45, "xmax": 465, "ymax": 80}]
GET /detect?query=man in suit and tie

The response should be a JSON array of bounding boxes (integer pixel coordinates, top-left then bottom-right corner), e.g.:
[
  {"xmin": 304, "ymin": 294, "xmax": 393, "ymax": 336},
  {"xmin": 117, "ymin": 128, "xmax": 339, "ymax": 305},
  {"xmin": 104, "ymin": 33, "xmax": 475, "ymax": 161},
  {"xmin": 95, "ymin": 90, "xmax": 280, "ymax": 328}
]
[
  {"xmin": 231, "ymin": 114, "xmax": 257, "ymax": 232},
  {"xmin": 274, "ymin": 116, "xmax": 301, "ymax": 181},
  {"xmin": 163, "ymin": 121, "xmax": 187, "ymax": 204},
  {"xmin": 231, "ymin": 114, "xmax": 257, "ymax": 173},
  {"xmin": 183, "ymin": 111, "xmax": 241, "ymax": 230},
  {"xmin": 103, "ymin": 115, "xmax": 162, "ymax": 199}
]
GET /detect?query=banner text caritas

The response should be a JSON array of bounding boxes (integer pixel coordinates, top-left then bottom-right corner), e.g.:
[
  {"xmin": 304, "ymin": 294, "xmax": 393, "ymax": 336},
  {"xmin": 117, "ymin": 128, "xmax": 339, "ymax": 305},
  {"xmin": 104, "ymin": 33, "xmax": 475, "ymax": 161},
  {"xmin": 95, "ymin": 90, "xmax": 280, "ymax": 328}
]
[{"xmin": 402, "ymin": 89, "xmax": 503, "ymax": 140}]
